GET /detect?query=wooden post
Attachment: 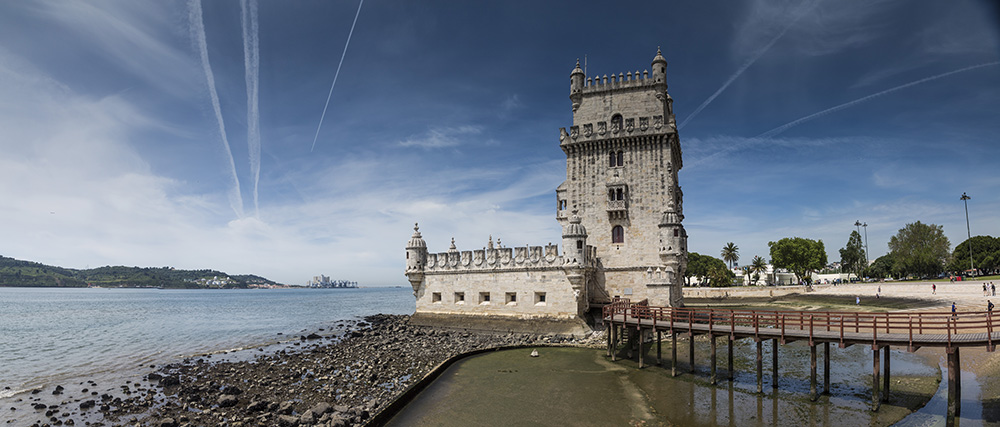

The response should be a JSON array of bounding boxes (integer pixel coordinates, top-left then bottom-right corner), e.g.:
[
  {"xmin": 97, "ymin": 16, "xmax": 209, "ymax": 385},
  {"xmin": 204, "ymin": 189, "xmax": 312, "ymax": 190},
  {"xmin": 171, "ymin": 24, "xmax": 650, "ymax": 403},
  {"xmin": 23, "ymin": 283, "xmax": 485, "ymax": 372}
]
[
  {"xmin": 638, "ymin": 329, "xmax": 645, "ymax": 369},
  {"xmin": 671, "ymin": 331, "xmax": 678, "ymax": 377},
  {"xmin": 772, "ymin": 339, "xmax": 779, "ymax": 389},
  {"xmin": 657, "ymin": 330, "xmax": 662, "ymax": 366},
  {"xmin": 823, "ymin": 342, "xmax": 830, "ymax": 395},
  {"xmin": 810, "ymin": 344, "xmax": 818, "ymax": 401},
  {"xmin": 872, "ymin": 346, "xmax": 881, "ymax": 411},
  {"xmin": 606, "ymin": 322, "xmax": 611, "ymax": 357},
  {"xmin": 689, "ymin": 333, "xmax": 696, "ymax": 373},
  {"xmin": 882, "ymin": 346, "xmax": 890, "ymax": 402},
  {"xmin": 756, "ymin": 340, "xmax": 763, "ymax": 394},
  {"xmin": 948, "ymin": 347, "xmax": 962, "ymax": 417},
  {"xmin": 710, "ymin": 334, "xmax": 717, "ymax": 384},
  {"xmin": 611, "ymin": 324, "xmax": 617, "ymax": 361},
  {"xmin": 728, "ymin": 335, "xmax": 735, "ymax": 381}
]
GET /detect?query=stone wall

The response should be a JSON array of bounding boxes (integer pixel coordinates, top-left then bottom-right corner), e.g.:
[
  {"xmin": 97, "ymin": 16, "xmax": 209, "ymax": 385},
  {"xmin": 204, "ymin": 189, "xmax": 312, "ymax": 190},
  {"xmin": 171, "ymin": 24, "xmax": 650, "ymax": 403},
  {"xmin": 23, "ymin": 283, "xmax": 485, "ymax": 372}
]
[{"xmin": 415, "ymin": 268, "xmax": 580, "ymax": 319}]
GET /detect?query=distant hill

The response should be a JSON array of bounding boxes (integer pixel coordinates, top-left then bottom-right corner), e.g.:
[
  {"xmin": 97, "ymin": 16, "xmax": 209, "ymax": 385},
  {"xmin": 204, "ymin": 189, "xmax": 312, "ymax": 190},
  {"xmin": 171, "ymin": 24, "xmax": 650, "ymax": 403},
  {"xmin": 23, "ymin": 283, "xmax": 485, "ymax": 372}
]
[{"xmin": 0, "ymin": 255, "xmax": 282, "ymax": 288}]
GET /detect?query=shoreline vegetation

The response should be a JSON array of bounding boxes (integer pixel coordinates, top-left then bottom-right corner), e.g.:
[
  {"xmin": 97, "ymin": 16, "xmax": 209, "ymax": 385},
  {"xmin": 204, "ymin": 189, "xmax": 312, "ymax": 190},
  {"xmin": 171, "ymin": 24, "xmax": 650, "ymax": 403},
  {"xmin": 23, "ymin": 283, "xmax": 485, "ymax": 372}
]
[{"xmin": 0, "ymin": 255, "xmax": 280, "ymax": 289}]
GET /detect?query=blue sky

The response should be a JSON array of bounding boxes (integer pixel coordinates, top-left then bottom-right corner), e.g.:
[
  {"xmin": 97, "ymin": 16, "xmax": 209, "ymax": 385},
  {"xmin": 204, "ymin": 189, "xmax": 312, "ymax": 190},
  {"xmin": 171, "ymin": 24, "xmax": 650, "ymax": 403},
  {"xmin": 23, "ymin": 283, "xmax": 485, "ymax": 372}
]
[{"xmin": 1, "ymin": 0, "xmax": 998, "ymax": 285}]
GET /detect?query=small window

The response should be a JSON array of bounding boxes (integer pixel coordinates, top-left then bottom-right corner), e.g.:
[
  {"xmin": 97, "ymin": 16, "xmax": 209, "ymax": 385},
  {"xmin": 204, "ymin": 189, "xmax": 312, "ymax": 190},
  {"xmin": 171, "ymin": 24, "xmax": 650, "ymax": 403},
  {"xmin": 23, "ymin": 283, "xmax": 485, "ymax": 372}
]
[
  {"xmin": 506, "ymin": 292, "xmax": 517, "ymax": 305},
  {"xmin": 455, "ymin": 292, "xmax": 465, "ymax": 304},
  {"xmin": 616, "ymin": 188, "xmax": 623, "ymax": 200},
  {"xmin": 576, "ymin": 240, "xmax": 583, "ymax": 249},
  {"xmin": 608, "ymin": 189, "xmax": 615, "ymax": 201},
  {"xmin": 612, "ymin": 226, "xmax": 624, "ymax": 244},
  {"xmin": 616, "ymin": 151, "xmax": 624, "ymax": 167},
  {"xmin": 674, "ymin": 228, "xmax": 679, "ymax": 237},
  {"xmin": 432, "ymin": 292, "xmax": 441, "ymax": 303},
  {"xmin": 609, "ymin": 151, "xmax": 616, "ymax": 167},
  {"xmin": 535, "ymin": 292, "xmax": 547, "ymax": 306},
  {"xmin": 479, "ymin": 292, "xmax": 491, "ymax": 304}
]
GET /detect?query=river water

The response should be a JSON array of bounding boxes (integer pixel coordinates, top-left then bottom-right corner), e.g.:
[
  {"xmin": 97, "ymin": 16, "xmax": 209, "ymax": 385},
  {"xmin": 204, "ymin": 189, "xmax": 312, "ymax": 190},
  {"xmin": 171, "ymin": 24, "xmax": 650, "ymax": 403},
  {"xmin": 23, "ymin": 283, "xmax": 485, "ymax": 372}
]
[{"xmin": 0, "ymin": 287, "xmax": 413, "ymax": 404}]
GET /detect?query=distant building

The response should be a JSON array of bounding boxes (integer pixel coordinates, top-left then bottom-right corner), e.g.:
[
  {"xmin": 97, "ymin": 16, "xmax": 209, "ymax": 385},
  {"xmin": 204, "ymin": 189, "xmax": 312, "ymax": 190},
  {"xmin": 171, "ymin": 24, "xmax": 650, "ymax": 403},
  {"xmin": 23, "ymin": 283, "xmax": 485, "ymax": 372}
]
[{"xmin": 405, "ymin": 49, "xmax": 688, "ymax": 327}]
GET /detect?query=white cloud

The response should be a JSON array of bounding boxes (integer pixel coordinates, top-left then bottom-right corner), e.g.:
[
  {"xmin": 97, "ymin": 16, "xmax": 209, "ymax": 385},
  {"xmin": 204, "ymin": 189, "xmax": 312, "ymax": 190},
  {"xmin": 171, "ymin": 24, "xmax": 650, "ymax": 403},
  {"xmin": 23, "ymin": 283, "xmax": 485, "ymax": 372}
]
[{"xmin": 398, "ymin": 125, "xmax": 483, "ymax": 148}]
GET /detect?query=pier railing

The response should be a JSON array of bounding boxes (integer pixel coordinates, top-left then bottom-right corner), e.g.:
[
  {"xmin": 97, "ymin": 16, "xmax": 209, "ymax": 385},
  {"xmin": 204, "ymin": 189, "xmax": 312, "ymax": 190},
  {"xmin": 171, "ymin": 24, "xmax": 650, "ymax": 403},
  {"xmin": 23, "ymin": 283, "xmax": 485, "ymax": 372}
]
[{"xmin": 603, "ymin": 300, "xmax": 996, "ymax": 351}]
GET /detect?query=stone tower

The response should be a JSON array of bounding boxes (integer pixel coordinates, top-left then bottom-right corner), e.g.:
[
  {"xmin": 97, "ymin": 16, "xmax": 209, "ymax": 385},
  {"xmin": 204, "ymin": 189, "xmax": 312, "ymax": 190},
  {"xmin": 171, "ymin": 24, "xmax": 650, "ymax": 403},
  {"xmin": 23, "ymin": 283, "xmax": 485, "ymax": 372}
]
[{"xmin": 556, "ymin": 48, "xmax": 687, "ymax": 306}]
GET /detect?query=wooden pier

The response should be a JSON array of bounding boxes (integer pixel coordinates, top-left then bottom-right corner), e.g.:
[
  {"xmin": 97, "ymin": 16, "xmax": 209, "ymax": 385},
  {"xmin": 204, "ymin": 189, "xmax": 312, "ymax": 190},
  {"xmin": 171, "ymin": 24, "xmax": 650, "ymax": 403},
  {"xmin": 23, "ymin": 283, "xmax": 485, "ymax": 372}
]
[{"xmin": 604, "ymin": 299, "xmax": 996, "ymax": 414}]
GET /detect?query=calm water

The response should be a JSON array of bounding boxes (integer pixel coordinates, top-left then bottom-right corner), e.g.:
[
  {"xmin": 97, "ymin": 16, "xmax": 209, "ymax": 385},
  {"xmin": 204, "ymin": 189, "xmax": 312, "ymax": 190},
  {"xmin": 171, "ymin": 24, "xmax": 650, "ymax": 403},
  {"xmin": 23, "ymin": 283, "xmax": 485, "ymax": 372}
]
[{"xmin": 0, "ymin": 287, "xmax": 413, "ymax": 400}]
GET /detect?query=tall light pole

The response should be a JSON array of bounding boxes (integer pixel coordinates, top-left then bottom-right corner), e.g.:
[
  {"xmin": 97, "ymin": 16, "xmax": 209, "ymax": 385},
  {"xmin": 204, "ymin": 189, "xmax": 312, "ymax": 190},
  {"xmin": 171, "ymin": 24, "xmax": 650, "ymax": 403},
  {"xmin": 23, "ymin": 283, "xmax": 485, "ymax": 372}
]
[
  {"xmin": 961, "ymin": 192, "xmax": 974, "ymax": 274},
  {"xmin": 862, "ymin": 222, "xmax": 869, "ymax": 266}
]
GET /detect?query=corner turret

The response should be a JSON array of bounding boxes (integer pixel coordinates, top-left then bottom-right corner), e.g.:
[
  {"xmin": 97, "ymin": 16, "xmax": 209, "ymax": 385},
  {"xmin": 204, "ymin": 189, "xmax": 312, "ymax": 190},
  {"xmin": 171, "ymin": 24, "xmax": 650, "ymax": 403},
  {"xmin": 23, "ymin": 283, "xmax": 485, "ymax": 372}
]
[
  {"xmin": 570, "ymin": 59, "xmax": 585, "ymax": 112},
  {"xmin": 651, "ymin": 47, "xmax": 667, "ymax": 86},
  {"xmin": 405, "ymin": 223, "xmax": 428, "ymax": 297},
  {"xmin": 561, "ymin": 212, "xmax": 588, "ymax": 265}
]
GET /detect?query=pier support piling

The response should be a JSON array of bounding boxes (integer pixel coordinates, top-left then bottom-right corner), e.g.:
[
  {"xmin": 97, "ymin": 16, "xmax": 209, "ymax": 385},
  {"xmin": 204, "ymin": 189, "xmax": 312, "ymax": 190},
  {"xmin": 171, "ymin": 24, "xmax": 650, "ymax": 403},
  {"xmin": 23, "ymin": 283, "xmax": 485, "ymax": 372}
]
[
  {"xmin": 606, "ymin": 323, "xmax": 611, "ymax": 357},
  {"xmin": 810, "ymin": 344, "xmax": 817, "ymax": 401},
  {"xmin": 671, "ymin": 331, "xmax": 678, "ymax": 377},
  {"xmin": 772, "ymin": 339, "xmax": 779, "ymax": 389},
  {"xmin": 656, "ymin": 331, "xmax": 662, "ymax": 366},
  {"xmin": 823, "ymin": 342, "xmax": 830, "ymax": 395},
  {"xmin": 756, "ymin": 340, "xmax": 763, "ymax": 394},
  {"xmin": 882, "ymin": 346, "xmax": 890, "ymax": 402},
  {"xmin": 689, "ymin": 333, "xmax": 696, "ymax": 373},
  {"xmin": 947, "ymin": 348, "xmax": 962, "ymax": 417},
  {"xmin": 728, "ymin": 336, "xmax": 734, "ymax": 381},
  {"xmin": 872, "ymin": 346, "xmax": 881, "ymax": 411},
  {"xmin": 638, "ymin": 328, "xmax": 645, "ymax": 369},
  {"xmin": 710, "ymin": 335, "xmax": 717, "ymax": 385}
]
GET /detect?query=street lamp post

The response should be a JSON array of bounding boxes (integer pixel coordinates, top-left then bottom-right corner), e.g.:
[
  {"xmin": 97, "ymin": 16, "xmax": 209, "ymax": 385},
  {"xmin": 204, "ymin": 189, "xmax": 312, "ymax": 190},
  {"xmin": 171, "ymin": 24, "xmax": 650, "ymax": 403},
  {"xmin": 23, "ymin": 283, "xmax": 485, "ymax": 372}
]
[
  {"xmin": 862, "ymin": 222, "xmax": 869, "ymax": 266},
  {"xmin": 961, "ymin": 192, "xmax": 974, "ymax": 274}
]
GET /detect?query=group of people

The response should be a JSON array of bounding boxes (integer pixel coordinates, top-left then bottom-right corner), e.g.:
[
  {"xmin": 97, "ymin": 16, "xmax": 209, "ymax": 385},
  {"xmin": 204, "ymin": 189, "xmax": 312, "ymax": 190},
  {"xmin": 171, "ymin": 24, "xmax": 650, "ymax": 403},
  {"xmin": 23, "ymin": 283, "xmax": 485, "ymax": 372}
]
[{"xmin": 984, "ymin": 282, "xmax": 997, "ymax": 297}]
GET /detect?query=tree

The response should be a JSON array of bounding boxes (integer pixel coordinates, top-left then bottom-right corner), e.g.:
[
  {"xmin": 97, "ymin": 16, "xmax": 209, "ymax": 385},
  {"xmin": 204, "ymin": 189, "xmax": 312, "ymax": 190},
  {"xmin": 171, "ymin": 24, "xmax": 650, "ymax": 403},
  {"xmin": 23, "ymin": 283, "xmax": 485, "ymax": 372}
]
[
  {"xmin": 866, "ymin": 253, "xmax": 897, "ymax": 279},
  {"xmin": 948, "ymin": 235, "xmax": 1000, "ymax": 274},
  {"xmin": 768, "ymin": 237, "xmax": 827, "ymax": 285},
  {"xmin": 888, "ymin": 221, "xmax": 950, "ymax": 278},
  {"xmin": 750, "ymin": 255, "xmax": 768, "ymax": 285},
  {"xmin": 707, "ymin": 264, "xmax": 736, "ymax": 288},
  {"xmin": 721, "ymin": 242, "xmax": 739, "ymax": 269},
  {"xmin": 684, "ymin": 252, "xmax": 732, "ymax": 286},
  {"xmin": 839, "ymin": 231, "xmax": 866, "ymax": 279}
]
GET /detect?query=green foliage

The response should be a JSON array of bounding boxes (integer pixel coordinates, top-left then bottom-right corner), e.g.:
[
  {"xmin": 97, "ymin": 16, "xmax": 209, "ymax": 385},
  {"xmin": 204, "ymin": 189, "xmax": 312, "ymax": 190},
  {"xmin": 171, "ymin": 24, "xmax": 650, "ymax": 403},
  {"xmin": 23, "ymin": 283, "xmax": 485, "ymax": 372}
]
[
  {"xmin": 721, "ymin": 242, "xmax": 739, "ymax": 269},
  {"xmin": 948, "ymin": 235, "xmax": 1000, "ymax": 274},
  {"xmin": 865, "ymin": 253, "xmax": 898, "ymax": 279},
  {"xmin": 888, "ymin": 221, "xmax": 950, "ymax": 278},
  {"xmin": 748, "ymin": 255, "xmax": 768, "ymax": 285},
  {"xmin": 684, "ymin": 252, "xmax": 733, "ymax": 286},
  {"xmin": 0, "ymin": 255, "xmax": 281, "ymax": 288},
  {"xmin": 839, "ymin": 230, "xmax": 866, "ymax": 279},
  {"xmin": 768, "ymin": 237, "xmax": 827, "ymax": 285}
]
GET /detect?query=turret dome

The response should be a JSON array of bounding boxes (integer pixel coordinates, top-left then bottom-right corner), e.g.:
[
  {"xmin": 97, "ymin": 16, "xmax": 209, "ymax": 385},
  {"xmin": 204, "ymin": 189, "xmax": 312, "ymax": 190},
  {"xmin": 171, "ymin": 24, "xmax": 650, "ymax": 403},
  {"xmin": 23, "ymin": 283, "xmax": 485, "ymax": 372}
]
[
  {"xmin": 562, "ymin": 213, "xmax": 588, "ymax": 238},
  {"xmin": 407, "ymin": 223, "xmax": 426, "ymax": 249}
]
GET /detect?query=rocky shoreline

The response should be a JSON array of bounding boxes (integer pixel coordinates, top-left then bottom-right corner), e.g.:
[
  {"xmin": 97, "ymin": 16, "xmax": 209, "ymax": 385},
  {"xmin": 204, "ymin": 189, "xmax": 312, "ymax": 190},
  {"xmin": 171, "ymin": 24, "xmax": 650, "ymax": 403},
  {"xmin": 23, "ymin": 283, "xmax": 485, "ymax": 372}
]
[{"xmin": 13, "ymin": 314, "xmax": 601, "ymax": 427}]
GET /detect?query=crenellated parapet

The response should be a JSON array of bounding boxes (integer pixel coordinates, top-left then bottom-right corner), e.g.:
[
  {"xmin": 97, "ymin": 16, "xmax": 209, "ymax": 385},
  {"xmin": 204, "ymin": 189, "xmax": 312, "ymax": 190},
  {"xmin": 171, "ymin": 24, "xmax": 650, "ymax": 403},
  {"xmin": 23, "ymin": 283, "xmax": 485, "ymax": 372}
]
[{"xmin": 421, "ymin": 241, "xmax": 597, "ymax": 273}]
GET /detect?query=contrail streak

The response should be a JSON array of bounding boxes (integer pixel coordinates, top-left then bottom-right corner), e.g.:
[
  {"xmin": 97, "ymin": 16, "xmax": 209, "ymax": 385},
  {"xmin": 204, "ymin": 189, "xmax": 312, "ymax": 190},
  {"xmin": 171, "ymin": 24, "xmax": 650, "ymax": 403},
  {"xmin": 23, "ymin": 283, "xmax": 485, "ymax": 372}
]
[
  {"xmin": 310, "ymin": 0, "xmax": 365, "ymax": 153},
  {"xmin": 679, "ymin": 0, "xmax": 816, "ymax": 131},
  {"xmin": 190, "ymin": 0, "xmax": 244, "ymax": 218},
  {"xmin": 686, "ymin": 61, "xmax": 1000, "ymax": 169},
  {"xmin": 755, "ymin": 61, "xmax": 1000, "ymax": 139},
  {"xmin": 241, "ymin": 0, "xmax": 261, "ymax": 218}
]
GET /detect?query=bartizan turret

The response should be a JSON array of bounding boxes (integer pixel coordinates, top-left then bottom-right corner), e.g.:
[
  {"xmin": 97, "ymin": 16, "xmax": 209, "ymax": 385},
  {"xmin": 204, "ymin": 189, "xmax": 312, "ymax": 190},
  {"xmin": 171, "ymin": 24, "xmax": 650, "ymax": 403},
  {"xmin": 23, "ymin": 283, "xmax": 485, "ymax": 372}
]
[
  {"xmin": 405, "ymin": 223, "xmax": 427, "ymax": 297},
  {"xmin": 570, "ymin": 59, "xmax": 585, "ymax": 112}
]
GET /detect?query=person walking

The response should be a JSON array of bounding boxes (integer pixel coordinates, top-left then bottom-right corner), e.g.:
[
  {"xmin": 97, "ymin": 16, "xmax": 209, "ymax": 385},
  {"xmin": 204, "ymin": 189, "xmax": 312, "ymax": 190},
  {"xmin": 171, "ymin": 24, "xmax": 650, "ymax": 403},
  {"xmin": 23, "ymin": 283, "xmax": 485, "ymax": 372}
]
[
  {"xmin": 992, "ymin": 283, "xmax": 996, "ymax": 297},
  {"xmin": 932, "ymin": 283, "xmax": 936, "ymax": 294},
  {"xmin": 988, "ymin": 300, "xmax": 994, "ymax": 313},
  {"xmin": 985, "ymin": 283, "xmax": 989, "ymax": 297},
  {"xmin": 952, "ymin": 302, "xmax": 958, "ymax": 319},
  {"xmin": 856, "ymin": 296, "xmax": 860, "ymax": 305}
]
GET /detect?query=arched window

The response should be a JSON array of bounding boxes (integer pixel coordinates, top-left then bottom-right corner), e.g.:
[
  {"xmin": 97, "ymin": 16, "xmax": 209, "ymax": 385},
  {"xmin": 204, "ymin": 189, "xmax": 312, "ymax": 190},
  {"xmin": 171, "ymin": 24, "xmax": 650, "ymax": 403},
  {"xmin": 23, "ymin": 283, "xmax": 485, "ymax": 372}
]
[
  {"xmin": 615, "ymin": 188, "xmax": 623, "ymax": 201},
  {"xmin": 608, "ymin": 189, "xmax": 615, "ymax": 201},
  {"xmin": 609, "ymin": 151, "xmax": 616, "ymax": 167},
  {"xmin": 616, "ymin": 151, "xmax": 624, "ymax": 167},
  {"xmin": 612, "ymin": 226, "xmax": 624, "ymax": 244}
]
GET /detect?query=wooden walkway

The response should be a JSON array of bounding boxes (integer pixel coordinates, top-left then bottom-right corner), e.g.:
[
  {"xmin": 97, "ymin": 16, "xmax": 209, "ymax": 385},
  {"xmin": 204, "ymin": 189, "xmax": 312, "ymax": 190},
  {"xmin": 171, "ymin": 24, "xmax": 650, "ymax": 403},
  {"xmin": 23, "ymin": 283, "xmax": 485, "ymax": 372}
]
[{"xmin": 603, "ymin": 299, "xmax": 998, "ymax": 415}]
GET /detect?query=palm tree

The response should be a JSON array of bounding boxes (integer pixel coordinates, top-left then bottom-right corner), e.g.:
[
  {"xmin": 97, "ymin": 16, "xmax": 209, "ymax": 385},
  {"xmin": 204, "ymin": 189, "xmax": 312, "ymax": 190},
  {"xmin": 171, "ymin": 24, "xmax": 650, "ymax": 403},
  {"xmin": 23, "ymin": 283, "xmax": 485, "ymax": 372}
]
[
  {"xmin": 750, "ymin": 256, "xmax": 768, "ymax": 286},
  {"xmin": 721, "ymin": 242, "xmax": 739, "ymax": 269}
]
